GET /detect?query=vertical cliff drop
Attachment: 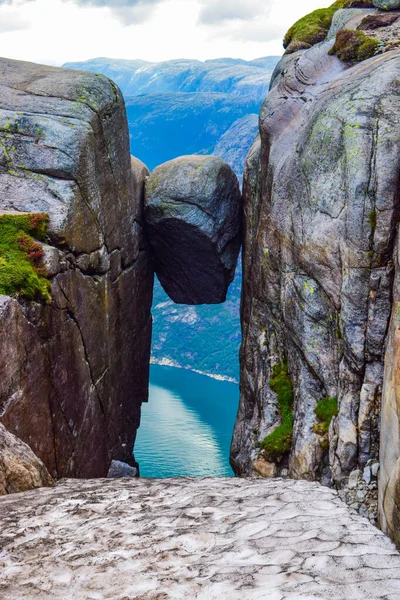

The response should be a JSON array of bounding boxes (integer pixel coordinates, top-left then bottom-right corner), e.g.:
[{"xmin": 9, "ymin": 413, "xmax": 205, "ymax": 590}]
[
  {"xmin": 231, "ymin": 4, "xmax": 400, "ymax": 537},
  {"xmin": 0, "ymin": 58, "xmax": 154, "ymax": 482}
]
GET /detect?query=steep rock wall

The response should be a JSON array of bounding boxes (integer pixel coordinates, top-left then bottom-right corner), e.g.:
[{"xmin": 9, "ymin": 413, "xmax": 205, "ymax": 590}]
[
  {"xmin": 0, "ymin": 58, "xmax": 154, "ymax": 480},
  {"xmin": 379, "ymin": 235, "xmax": 400, "ymax": 545},
  {"xmin": 232, "ymin": 8, "xmax": 400, "ymax": 528}
]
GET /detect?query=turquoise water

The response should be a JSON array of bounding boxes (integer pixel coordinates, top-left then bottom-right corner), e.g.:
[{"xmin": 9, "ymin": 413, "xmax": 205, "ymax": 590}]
[{"xmin": 134, "ymin": 365, "xmax": 240, "ymax": 478}]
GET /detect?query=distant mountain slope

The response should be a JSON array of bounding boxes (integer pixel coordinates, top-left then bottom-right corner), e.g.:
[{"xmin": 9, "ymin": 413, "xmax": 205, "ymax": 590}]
[
  {"xmin": 151, "ymin": 260, "xmax": 242, "ymax": 382},
  {"xmin": 213, "ymin": 114, "xmax": 259, "ymax": 184},
  {"xmin": 63, "ymin": 56, "xmax": 279, "ymax": 379},
  {"xmin": 124, "ymin": 93, "xmax": 261, "ymax": 171},
  {"xmin": 63, "ymin": 57, "xmax": 280, "ymax": 99}
]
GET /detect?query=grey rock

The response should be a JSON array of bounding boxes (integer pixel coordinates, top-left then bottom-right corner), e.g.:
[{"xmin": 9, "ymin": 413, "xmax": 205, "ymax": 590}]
[
  {"xmin": 373, "ymin": 0, "xmax": 400, "ymax": 9},
  {"xmin": 107, "ymin": 460, "xmax": 138, "ymax": 478},
  {"xmin": 372, "ymin": 462, "xmax": 380, "ymax": 477},
  {"xmin": 349, "ymin": 470, "xmax": 361, "ymax": 489},
  {"xmin": 75, "ymin": 253, "xmax": 90, "ymax": 272},
  {"xmin": 379, "ymin": 278, "xmax": 400, "ymax": 547},
  {"xmin": 0, "ymin": 423, "xmax": 53, "ymax": 495},
  {"xmin": 41, "ymin": 244, "xmax": 61, "ymax": 278},
  {"xmin": 327, "ymin": 8, "xmax": 370, "ymax": 40},
  {"xmin": 0, "ymin": 57, "xmax": 154, "ymax": 482},
  {"xmin": 364, "ymin": 466, "xmax": 372, "ymax": 484},
  {"xmin": 231, "ymin": 4, "xmax": 400, "ymax": 530},
  {"xmin": 145, "ymin": 155, "xmax": 241, "ymax": 305}
]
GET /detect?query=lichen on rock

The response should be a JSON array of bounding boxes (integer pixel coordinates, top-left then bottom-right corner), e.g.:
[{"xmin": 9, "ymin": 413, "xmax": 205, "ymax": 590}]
[
  {"xmin": 313, "ymin": 396, "xmax": 338, "ymax": 437},
  {"xmin": 260, "ymin": 361, "xmax": 294, "ymax": 461}
]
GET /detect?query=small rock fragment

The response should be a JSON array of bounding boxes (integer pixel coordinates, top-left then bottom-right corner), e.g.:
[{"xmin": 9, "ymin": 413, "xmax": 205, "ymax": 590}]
[
  {"xmin": 348, "ymin": 469, "xmax": 360, "ymax": 489},
  {"xmin": 107, "ymin": 460, "xmax": 138, "ymax": 478},
  {"xmin": 363, "ymin": 466, "xmax": 372, "ymax": 484},
  {"xmin": 371, "ymin": 462, "xmax": 380, "ymax": 477},
  {"xmin": 42, "ymin": 244, "xmax": 61, "ymax": 278},
  {"xmin": 373, "ymin": 0, "xmax": 400, "ymax": 9}
]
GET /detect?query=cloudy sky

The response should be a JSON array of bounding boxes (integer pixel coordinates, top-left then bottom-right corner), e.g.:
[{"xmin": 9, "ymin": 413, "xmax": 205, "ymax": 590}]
[{"xmin": 0, "ymin": 0, "xmax": 327, "ymax": 65}]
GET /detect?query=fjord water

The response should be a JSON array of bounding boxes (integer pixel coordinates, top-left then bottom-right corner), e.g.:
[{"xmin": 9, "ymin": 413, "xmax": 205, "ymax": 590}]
[{"xmin": 135, "ymin": 365, "xmax": 240, "ymax": 478}]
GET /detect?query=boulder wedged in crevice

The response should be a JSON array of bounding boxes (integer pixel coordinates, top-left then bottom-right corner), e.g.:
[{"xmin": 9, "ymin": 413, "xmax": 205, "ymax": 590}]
[{"xmin": 144, "ymin": 155, "xmax": 241, "ymax": 305}]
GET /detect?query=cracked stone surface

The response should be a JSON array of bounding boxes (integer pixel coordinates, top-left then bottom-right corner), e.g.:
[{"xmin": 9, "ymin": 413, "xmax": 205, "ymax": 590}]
[
  {"xmin": 0, "ymin": 57, "xmax": 154, "ymax": 480},
  {"xmin": 1, "ymin": 477, "xmax": 400, "ymax": 599}
]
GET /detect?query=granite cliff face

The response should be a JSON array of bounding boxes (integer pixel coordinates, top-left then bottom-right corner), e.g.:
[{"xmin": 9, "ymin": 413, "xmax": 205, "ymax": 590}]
[
  {"xmin": 231, "ymin": 5, "xmax": 400, "ymax": 538},
  {"xmin": 0, "ymin": 58, "xmax": 154, "ymax": 483}
]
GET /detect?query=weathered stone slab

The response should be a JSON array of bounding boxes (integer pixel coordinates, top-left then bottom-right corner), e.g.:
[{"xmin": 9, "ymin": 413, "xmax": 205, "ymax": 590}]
[{"xmin": 1, "ymin": 477, "xmax": 400, "ymax": 599}]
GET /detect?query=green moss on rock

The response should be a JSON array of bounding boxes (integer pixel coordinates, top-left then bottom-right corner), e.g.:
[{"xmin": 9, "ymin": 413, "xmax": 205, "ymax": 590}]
[
  {"xmin": 283, "ymin": 0, "xmax": 374, "ymax": 52},
  {"xmin": 0, "ymin": 213, "xmax": 51, "ymax": 302},
  {"xmin": 260, "ymin": 361, "xmax": 294, "ymax": 460},
  {"xmin": 314, "ymin": 396, "xmax": 338, "ymax": 436},
  {"xmin": 329, "ymin": 29, "xmax": 379, "ymax": 61},
  {"xmin": 368, "ymin": 210, "xmax": 377, "ymax": 230}
]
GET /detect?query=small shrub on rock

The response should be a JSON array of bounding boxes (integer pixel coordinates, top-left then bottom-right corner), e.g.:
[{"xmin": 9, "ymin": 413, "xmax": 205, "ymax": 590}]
[
  {"xmin": 314, "ymin": 396, "xmax": 338, "ymax": 436},
  {"xmin": 260, "ymin": 361, "xmax": 294, "ymax": 460},
  {"xmin": 329, "ymin": 29, "xmax": 379, "ymax": 61},
  {"xmin": 283, "ymin": 0, "xmax": 374, "ymax": 52}
]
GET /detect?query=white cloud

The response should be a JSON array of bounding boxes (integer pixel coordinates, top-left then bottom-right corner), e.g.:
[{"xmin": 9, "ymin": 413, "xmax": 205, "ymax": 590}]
[
  {"xmin": 0, "ymin": 11, "xmax": 29, "ymax": 32},
  {"xmin": 198, "ymin": 0, "xmax": 267, "ymax": 25},
  {"xmin": 65, "ymin": 0, "xmax": 162, "ymax": 24},
  {"xmin": 0, "ymin": 0, "xmax": 332, "ymax": 65}
]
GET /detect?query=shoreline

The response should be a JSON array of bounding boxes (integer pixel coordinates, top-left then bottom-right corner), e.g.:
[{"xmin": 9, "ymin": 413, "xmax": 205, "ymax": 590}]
[{"xmin": 150, "ymin": 357, "xmax": 239, "ymax": 384}]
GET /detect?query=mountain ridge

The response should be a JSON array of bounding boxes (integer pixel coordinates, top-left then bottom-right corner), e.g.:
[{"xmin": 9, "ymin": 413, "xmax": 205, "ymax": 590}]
[{"xmin": 63, "ymin": 56, "xmax": 280, "ymax": 99}]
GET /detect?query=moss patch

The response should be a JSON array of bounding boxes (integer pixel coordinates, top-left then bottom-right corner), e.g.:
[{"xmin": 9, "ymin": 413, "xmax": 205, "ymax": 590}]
[
  {"xmin": 283, "ymin": 0, "xmax": 374, "ymax": 52},
  {"xmin": 0, "ymin": 213, "xmax": 51, "ymax": 302},
  {"xmin": 329, "ymin": 29, "xmax": 379, "ymax": 61},
  {"xmin": 368, "ymin": 210, "xmax": 377, "ymax": 231},
  {"xmin": 260, "ymin": 361, "xmax": 294, "ymax": 460},
  {"xmin": 313, "ymin": 396, "xmax": 338, "ymax": 436}
]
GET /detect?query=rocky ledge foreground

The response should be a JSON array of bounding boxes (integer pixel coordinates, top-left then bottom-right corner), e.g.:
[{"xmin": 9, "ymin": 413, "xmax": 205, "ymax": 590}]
[{"xmin": 0, "ymin": 478, "xmax": 400, "ymax": 599}]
